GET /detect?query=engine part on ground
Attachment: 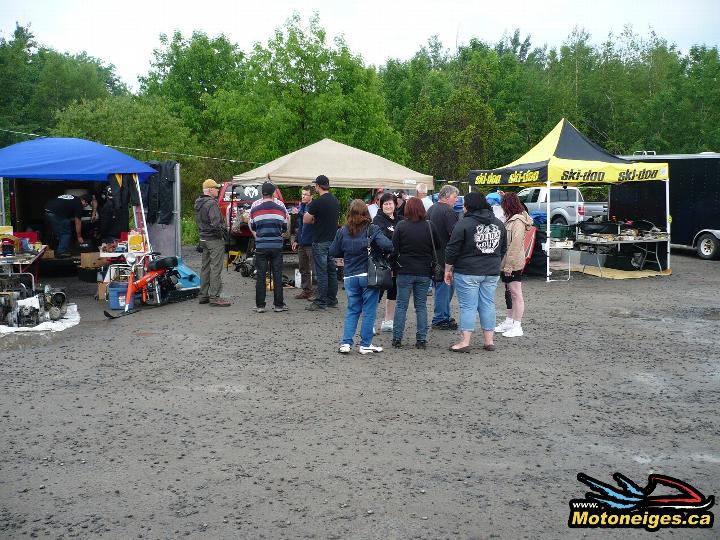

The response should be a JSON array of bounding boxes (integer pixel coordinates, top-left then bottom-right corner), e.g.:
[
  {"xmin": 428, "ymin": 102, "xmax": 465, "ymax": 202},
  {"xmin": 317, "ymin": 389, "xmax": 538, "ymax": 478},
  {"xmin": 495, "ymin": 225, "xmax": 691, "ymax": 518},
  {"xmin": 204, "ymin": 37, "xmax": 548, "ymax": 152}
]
[{"xmin": 1, "ymin": 280, "xmax": 69, "ymax": 328}]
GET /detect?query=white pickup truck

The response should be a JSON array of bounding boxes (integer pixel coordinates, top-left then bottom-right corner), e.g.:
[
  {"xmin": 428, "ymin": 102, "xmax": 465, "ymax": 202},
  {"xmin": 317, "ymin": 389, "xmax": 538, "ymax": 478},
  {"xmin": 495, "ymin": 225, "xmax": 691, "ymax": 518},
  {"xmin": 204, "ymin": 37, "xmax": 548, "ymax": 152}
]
[{"xmin": 517, "ymin": 186, "xmax": 606, "ymax": 224}]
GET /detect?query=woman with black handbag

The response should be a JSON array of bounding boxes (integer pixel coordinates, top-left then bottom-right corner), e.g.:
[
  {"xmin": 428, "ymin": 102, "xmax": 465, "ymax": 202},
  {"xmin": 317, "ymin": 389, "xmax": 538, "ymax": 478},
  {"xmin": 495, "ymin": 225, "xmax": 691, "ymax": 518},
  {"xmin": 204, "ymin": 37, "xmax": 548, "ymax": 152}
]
[
  {"xmin": 390, "ymin": 197, "xmax": 441, "ymax": 349},
  {"xmin": 330, "ymin": 200, "xmax": 393, "ymax": 355}
]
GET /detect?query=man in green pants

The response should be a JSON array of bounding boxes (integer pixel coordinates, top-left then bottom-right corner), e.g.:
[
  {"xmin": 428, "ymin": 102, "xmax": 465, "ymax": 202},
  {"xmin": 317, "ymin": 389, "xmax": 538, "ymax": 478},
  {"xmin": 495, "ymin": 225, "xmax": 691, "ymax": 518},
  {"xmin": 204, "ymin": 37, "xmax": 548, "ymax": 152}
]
[{"xmin": 194, "ymin": 179, "xmax": 231, "ymax": 306}]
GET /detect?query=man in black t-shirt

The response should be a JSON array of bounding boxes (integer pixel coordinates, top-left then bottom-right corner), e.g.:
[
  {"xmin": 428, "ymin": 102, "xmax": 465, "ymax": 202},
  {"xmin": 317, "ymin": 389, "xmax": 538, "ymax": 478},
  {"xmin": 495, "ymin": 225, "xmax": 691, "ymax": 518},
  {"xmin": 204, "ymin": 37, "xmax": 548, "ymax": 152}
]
[
  {"xmin": 303, "ymin": 174, "xmax": 340, "ymax": 310},
  {"xmin": 45, "ymin": 193, "xmax": 92, "ymax": 256}
]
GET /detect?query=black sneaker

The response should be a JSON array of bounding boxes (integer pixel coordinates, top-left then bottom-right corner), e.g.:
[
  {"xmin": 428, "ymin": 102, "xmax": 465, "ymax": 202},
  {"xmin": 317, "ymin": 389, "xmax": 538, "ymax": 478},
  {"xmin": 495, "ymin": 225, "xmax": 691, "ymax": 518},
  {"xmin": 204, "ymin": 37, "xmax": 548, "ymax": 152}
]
[
  {"xmin": 391, "ymin": 338, "xmax": 402, "ymax": 348},
  {"xmin": 273, "ymin": 304, "xmax": 289, "ymax": 312},
  {"xmin": 432, "ymin": 319, "xmax": 458, "ymax": 330},
  {"xmin": 327, "ymin": 301, "xmax": 339, "ymax": 309},
  {"xmin": 415, "ymin": 340, "xmax": 427, "ymax": 349},
  {"xmin": 305, "ymin": 302, "xmax": 327, "ymax": 311}
]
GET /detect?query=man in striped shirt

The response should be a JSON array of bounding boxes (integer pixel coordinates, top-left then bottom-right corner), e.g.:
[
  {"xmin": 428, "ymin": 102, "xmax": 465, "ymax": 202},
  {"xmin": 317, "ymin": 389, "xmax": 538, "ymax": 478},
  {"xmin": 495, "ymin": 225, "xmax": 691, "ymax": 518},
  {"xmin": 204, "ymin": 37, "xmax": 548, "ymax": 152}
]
[{"xmin": 249, "ymin": 182, "xmax": 289, "ymax": 312}]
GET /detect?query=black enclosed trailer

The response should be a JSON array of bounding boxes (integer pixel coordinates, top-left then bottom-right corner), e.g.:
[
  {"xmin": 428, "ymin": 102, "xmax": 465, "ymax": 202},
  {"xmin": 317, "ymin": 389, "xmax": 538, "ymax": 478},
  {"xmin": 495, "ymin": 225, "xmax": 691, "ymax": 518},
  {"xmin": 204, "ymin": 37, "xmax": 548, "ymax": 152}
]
[{"xmin": 610, "ymin": 153, "xmax": 720, "ymax": 260}]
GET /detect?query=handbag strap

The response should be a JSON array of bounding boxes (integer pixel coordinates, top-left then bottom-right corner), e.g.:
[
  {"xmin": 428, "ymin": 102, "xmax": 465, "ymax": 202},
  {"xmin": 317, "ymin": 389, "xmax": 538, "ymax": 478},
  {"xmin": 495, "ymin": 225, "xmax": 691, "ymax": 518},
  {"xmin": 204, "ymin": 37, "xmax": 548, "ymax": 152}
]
[{"xmin": 427, "ymin": 220, "xmax": 439, "ymax": 262}]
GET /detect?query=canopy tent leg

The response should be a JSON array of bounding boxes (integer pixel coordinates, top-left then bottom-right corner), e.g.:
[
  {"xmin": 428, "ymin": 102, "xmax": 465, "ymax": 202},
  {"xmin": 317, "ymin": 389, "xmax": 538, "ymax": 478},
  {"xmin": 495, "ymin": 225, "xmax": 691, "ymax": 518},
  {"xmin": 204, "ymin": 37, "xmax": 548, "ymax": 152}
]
[
  {"xmin": 665, "ymin": 178, "xmax": 671, "ymax": 270},
  {"xmin": 174, "ymin": 163, "xmax": 182, "ymax": 258},
  {"xmin": 0, "ymin": 177, "xmax": 5, "ymax": 226},
  {"xmin": 546, "ymin": 180, "xmax": 551, "ymax": 283}
]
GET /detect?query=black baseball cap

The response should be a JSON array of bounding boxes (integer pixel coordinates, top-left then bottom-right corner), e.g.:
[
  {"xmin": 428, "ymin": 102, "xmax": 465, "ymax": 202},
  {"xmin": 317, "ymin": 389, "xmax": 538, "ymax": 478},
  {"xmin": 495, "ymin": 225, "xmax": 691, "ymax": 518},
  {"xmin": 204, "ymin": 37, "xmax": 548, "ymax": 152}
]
[
  {"xmin": 261, "ymin": 181, "xmax": 276, "ymax": 196},
  {"xmin": 314, "ymin": 175, "xmax": 330, "ymax": 187}
]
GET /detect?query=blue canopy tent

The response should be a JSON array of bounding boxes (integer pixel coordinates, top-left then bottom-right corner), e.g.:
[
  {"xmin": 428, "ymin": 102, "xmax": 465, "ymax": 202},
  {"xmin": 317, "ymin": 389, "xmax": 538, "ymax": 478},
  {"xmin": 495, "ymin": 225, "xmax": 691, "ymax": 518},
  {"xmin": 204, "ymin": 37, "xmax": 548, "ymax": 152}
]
[
  {"xmin": 0, "ymin": 137, "xmax": 156, "ymax": 181},
  {"xmin": 0, "ymin": 137, "xmax": 163, "ymax": 254}
]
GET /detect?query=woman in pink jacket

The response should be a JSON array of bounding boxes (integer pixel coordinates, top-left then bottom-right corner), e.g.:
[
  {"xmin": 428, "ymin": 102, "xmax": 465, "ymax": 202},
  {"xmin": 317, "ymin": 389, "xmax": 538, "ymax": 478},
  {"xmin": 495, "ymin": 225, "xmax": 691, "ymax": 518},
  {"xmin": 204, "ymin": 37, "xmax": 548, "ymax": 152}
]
[{"xmin": 495, "ymin": 192, "xmax": 534, "ymax": 337}]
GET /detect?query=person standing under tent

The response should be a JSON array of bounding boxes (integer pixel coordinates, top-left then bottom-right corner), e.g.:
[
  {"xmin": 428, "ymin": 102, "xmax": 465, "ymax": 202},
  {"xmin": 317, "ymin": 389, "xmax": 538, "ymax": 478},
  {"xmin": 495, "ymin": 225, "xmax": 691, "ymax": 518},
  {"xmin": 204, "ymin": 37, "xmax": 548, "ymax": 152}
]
[
  {"xmin": 372, "ymin": 191, "xmax": 403, "ymax": 333},
  {"xmin": 395, "ymin": 190, "xmax": 407, "ymax": 218},
  {"xmin": 367, "ymin": 188, "xmax": 384, "ymax": 220},
  {"xmin": 304, "ymin": 175, "xmax": 340, "ymax": 311},
  {"xmin": 44, "ymin": 193, "xmax": 92, "ymax": 257},
  {"xmin": 390, "ymin": 197, "xmax": 440, "ymax": 349},
  {"xmin": 495, "ymin": 192, "xmax": 534, "ymax": 338},
  {"xmin": 292, "ymin": 185, "xmax": 315, "ymax": 301},
  {"xmin": 427, "ymin": 184, "xmax": 460, "ymax": 330},
  {"xmin": 194, "ymin": 179, "xmax": 231, "ymax": 307},
  {"xmin": 249, "ymin": 181, "xmax": 289, "ymax": 313},
  {"xmin": 415, "ymin": 183, "xmax": 433, "ymax": 211}
]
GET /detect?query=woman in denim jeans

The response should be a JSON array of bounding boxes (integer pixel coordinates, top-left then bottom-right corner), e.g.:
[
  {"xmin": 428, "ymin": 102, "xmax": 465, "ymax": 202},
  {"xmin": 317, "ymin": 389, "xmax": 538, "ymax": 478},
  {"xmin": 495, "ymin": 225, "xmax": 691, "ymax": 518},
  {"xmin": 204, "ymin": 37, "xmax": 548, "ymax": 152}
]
[
  {"xmin": 330, "ymin": 200, "xmax": 393, "ymax": 354},
  {"xmin": 444, "ymin": 193, "xmax": 507, "ymax": 352},
  {"xmin": 390, "ymin": 197, "xmax": 441, "ymax": 349}
]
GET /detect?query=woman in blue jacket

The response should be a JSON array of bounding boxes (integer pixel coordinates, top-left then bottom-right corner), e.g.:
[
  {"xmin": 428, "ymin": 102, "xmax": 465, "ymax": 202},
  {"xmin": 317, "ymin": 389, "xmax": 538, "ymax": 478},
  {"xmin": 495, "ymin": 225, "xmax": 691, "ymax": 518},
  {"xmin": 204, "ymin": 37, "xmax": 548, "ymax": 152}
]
[{"xmin": 330, "ymin": 199, "xmax": 393, "ymax": 354}]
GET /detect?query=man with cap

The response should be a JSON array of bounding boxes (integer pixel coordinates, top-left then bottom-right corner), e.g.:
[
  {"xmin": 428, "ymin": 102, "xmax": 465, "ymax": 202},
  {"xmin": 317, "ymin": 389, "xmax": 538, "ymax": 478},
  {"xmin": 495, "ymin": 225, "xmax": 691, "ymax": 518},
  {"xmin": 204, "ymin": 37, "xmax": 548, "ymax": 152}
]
[
  {"xmin": 303, "ymin": 174, "xmax": 340, "ymax": 311},
  {"xmin": 249, "ymin": 181, "xmax": 289, "ymax": 313},
  {"xmin": 194, "ymin": 179, "xmax": 231, "ymax": 307},
  {"xmin": 44, "ymin": 192, "xmax": 93, "ymax": 256}
]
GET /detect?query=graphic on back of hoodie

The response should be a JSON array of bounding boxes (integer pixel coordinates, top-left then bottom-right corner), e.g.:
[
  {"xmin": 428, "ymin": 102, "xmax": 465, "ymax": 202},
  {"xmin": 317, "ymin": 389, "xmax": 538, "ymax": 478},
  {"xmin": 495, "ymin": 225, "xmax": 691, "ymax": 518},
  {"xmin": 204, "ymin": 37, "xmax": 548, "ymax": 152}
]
[{"xmin": 474, "ymin": 224, "xmax": 502, "ymax": 253}]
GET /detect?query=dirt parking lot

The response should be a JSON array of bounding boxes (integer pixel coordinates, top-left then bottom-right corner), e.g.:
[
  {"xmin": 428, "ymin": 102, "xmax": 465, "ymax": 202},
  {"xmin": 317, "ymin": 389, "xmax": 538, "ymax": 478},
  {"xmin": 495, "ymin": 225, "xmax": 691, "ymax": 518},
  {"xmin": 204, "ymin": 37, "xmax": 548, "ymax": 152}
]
[{"xmin": 1, "ymin": 249, "xmax": 718, "ymax": 539}]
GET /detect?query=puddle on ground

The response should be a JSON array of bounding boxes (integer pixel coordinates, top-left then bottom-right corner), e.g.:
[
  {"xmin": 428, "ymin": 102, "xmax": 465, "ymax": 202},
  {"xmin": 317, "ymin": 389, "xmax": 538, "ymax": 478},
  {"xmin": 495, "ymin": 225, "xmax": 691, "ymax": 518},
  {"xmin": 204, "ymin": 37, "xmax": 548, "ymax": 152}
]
[{"xmin": 609, "ymin": 307, "xmax": 720, "ymax": 323}]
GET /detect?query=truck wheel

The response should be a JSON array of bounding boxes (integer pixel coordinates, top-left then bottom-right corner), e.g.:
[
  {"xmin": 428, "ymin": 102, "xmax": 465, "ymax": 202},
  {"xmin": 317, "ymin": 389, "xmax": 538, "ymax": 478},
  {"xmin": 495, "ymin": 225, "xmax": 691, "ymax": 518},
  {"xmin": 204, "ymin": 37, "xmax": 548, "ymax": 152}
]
[
  {"xmin": 551, "ymin": 216, "xmax": 567, "ymax": 225},
  {"xmin": 696, "ymin": 233, "xmax": 720, "ymax": 260}
]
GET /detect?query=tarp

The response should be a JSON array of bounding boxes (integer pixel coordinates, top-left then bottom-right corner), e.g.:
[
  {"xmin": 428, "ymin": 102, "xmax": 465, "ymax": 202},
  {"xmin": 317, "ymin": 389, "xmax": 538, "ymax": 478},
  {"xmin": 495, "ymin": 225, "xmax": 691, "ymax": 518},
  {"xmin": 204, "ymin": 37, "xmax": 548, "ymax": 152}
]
[
  {"xmin": 0, "ymin": 137, "xmax": 156, "ymax": 182},
  {"xmin": 470, "ymin": 119, "xmax": 669, "ymax": 187},
  {"xmin": 232, "ymin": 138, "xmax": 433, "ymax": 189}
]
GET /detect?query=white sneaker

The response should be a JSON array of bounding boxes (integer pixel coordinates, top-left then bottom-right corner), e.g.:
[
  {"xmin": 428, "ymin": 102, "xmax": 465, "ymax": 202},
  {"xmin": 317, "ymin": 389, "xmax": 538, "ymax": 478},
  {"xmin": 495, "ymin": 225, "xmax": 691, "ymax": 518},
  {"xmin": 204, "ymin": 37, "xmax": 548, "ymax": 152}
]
[
  {"xmin": 338, "ymin": 343, "xmax": 351, "ymax": 354},
  {"xmin": 502, "ymin": 322, "xmax": 524, "ymax": 338},
  {"xmin": 380, "ymin": 320, "xmax": 394, "ymax": 332},
  {"xmin": 358, "ymin": 344, "xmax": 383, "ymax": 354},
  {"xmin": 495, "ymin": 317, "xmax": 514, "ymax": 333}
]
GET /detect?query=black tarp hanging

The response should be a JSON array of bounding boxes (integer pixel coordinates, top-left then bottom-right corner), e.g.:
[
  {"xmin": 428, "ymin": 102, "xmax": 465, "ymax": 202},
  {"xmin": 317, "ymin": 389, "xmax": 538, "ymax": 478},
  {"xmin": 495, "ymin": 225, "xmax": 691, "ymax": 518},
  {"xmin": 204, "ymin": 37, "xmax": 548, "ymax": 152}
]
[{"xmin": 144, "ymin": 161, "xmax": 177, "ymax": 225}]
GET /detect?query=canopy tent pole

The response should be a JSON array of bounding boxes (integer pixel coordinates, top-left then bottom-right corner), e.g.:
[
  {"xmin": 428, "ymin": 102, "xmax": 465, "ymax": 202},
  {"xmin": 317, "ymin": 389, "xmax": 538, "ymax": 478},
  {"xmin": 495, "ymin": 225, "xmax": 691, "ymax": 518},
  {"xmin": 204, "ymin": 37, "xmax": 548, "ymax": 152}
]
[
  {"xmin": 173, "ymin": 163, "xmax": 182, "ymax": 258},
  {"xmin": 0, "ymin": 177, "xmax": 5, "ymax": 226},
  {"xmin": 665, "ymin": 178, "xmax": 671, "ymax": 270},
  {"xmin": 546, "ymin": 180, "xmax": 551, "ymax": 283},
  {"xmin": 132, "ymin": 173, "xmax": 153, "ymax": 253}
]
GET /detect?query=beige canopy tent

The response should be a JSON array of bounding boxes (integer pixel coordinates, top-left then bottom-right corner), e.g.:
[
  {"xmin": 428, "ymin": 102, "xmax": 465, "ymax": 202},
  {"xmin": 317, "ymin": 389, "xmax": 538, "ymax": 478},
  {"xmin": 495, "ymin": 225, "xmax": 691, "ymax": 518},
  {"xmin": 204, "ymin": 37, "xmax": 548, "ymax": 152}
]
[{"xmin": 232, "ymin": 138, "xmax": 433, "ymax": 190}]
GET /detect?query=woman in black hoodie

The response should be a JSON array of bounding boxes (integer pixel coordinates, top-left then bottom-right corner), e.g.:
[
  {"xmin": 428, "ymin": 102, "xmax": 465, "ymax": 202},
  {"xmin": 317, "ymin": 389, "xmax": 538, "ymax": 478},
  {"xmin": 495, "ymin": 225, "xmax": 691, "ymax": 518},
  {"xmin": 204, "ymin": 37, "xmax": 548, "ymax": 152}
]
[
  {"xmin": 444, "ymin": 192, "xmax": 507, "ymax": 352},
  {"xmin": 372, "ymin": 192, "xmax": 402, "ymax": 333}
]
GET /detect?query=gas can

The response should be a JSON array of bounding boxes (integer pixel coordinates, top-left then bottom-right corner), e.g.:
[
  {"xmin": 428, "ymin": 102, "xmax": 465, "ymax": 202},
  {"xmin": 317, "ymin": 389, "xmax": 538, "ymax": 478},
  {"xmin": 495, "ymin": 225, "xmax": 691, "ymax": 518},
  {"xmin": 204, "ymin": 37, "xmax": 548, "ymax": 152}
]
[{"xmin": 1, "ymin": 238, "xmax": 15, "ymax": 257}]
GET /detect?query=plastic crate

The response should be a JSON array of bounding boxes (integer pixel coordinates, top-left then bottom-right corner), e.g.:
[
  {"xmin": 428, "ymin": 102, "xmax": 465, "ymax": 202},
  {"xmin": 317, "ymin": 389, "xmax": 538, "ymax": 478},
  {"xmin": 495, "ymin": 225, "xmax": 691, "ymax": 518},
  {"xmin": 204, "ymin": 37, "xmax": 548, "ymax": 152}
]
[
  {"xmin": 550, "ymin": 224, "xmax": 576, "ymax": 240},
  {"xmin": 107, "ymin": 282, "xmax": 142, "ymax": 310}
]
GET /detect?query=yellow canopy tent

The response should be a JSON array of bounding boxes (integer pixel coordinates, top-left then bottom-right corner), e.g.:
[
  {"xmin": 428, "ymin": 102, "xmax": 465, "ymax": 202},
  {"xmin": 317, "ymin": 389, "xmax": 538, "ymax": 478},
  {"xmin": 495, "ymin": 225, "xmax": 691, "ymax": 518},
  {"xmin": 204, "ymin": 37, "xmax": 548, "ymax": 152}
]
[{"xmin": 471, "ymin": 119, "xmax": 671, "ymax": 280}]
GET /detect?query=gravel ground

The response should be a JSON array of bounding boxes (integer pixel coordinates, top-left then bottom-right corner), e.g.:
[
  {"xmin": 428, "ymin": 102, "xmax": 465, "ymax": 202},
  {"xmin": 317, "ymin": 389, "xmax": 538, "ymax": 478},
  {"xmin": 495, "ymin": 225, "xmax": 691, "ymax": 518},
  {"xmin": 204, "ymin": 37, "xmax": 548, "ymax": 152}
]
[{"xmin": 1, "ymin": 248, "xmax": 718, "ymax": 539}]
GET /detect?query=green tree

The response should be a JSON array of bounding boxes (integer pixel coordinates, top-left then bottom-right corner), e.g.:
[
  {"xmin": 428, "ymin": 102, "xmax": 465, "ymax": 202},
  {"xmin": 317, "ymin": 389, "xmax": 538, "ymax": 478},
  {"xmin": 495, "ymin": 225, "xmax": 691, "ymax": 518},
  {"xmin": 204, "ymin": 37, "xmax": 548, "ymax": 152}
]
[
  {"xmin": 203, "ymin": 13, "xmax": 405, "ymax": 168},
  {"xmin": 52, "ymin": 95, "xmax": 206, "ymax": 210},
  {"xmin": 0, "ymin": 23, "xmax": 125, "ymax": 146},
  {"xmin": 140, "ymin": 30, "xmax": 244, "ymax": 132},
  {"xmin": 405, "ymin": 87, "xmax": 497, "ymax": 180}
]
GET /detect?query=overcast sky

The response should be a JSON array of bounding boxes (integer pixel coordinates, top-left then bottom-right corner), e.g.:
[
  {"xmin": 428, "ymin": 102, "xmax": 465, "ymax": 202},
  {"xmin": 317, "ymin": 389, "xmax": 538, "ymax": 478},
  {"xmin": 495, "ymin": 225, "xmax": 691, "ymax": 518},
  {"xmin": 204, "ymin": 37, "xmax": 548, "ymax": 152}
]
[{"xmin": 2, "ymin": 0, "xmax": 719, "ymax": 90}]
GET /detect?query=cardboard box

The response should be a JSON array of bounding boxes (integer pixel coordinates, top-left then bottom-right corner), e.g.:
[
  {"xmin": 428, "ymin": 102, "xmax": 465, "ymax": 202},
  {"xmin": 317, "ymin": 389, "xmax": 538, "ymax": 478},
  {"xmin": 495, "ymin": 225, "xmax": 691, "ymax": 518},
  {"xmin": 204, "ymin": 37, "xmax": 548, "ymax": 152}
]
[
  {"xmin": 80, "ymin": 252, "xmax": 105, "ymax": 268},
  {"xmin": 43, "ymin": 248, "xmax": 55, "ymax": 259},
  {"xmin": 97, "ymin": 282, "xmax": 108, "ymax": 302}
]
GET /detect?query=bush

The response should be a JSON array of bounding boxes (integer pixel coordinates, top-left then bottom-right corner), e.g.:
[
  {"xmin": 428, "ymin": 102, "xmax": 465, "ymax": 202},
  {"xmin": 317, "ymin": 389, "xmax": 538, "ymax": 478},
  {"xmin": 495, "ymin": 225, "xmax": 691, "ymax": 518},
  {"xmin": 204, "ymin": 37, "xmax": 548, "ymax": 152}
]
[{"xmin": 181, "ymin": 215, "xmax": 199, "ymax": 245}]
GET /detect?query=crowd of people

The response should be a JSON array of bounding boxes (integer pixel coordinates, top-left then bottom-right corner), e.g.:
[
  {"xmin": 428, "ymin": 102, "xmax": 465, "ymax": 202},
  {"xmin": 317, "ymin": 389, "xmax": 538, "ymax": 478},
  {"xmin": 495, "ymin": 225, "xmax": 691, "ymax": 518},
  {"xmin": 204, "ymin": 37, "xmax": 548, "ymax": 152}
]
[{"xmin": 194, "ymin": 175, "xmax": 534, "ymax": 353}]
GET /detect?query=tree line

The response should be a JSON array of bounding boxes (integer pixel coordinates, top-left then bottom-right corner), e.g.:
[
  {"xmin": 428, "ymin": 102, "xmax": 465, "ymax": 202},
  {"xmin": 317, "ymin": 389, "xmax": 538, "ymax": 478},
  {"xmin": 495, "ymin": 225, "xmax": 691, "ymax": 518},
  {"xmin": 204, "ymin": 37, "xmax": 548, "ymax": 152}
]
[{"xmin": 2, "ymin": 14, "xmax": 718, "ymax": 212}]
